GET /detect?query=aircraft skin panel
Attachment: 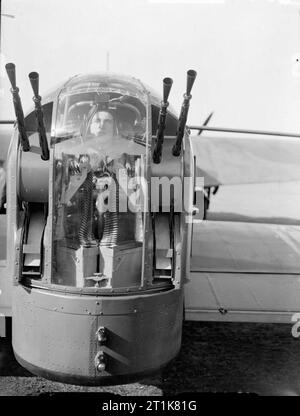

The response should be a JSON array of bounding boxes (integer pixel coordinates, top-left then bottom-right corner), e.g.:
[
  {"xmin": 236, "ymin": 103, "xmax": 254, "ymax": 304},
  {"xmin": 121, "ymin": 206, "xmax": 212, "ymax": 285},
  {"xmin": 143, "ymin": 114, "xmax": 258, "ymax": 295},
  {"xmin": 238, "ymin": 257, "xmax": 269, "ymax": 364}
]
[
  {"xmin": 185, "ymin": 271, "xmax": 300, "ymax": 313},
  {"xmin": 185, "ymin": 271, "xmax": 300, "ymax": 323},
  {"xmin": 0, "ymin": 263, "xmax": 11, "ymax": 320},
  {"xmin": 184, "ymin": 308, "xmax": 296, "ymax": 324},
  {"xmin": 0, "ymin": 215, "xmax": 11, "ymax": 322},
  {"xmin": 191, "ymin": 221, "xmax": 300, "ymax": 274},
  {"xmin": 192, "ymin": 135, "xmax": 300, "ymax": 187},
  {"xmin": 0, "ymin": 215, "xmax": 5, "ymax": 262}
]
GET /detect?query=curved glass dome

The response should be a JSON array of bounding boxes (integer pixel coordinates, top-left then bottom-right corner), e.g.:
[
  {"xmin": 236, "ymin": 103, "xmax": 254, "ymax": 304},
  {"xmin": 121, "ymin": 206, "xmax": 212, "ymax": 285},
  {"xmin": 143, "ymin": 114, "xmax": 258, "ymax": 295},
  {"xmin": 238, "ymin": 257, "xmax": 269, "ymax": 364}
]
[{"xmin": 50, "ymin": 74, "xmax": 152, "ymax": 291}]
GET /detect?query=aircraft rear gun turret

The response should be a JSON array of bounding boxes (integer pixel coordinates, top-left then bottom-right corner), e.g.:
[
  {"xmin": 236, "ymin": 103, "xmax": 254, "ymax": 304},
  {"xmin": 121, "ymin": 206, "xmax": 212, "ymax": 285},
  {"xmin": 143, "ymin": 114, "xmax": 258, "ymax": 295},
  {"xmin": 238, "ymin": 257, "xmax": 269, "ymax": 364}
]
[{"xmin": 4, "ymin": 71, "xmax": 185, "ymax": 386}]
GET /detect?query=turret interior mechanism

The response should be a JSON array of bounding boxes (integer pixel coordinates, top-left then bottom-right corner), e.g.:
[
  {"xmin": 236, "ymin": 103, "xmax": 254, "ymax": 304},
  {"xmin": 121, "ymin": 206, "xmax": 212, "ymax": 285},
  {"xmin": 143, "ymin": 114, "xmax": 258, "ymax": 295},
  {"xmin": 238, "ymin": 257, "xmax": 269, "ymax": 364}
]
[{"xmin": 51, "ymin": 89, "xmax": 149, "ymax": 289}]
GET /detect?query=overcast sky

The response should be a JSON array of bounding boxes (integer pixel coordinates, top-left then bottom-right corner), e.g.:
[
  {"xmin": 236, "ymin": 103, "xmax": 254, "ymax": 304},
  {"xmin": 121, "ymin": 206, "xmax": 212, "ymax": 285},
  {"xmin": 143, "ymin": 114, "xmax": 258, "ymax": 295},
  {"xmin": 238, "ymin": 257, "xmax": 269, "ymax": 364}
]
[{"xmin": 1, "ymin": 0, "xmax": 300, "ymax": 132}]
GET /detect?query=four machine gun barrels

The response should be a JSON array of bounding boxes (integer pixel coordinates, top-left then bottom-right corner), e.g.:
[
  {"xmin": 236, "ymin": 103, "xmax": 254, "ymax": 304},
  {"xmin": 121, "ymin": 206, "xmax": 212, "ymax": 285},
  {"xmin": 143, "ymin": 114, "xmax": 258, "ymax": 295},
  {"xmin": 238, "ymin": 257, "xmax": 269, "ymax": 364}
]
[
  {"xmin": 5, "ymin": 64, "xmax": 196, "ymax": 164},
  {"xmin": 29, "ymin": 72, "xmax": 50, "ymax": 161},
  {"xmin": 172, "ymin": 69, "xmax": 197, "ymax": 157},
  {"xmin": 5, "ymin": 63, "xmax": 30, "ymax": 152},
  {"xmin": 152, "ymin": 77, "xmax": 173, "ymax": 164}
]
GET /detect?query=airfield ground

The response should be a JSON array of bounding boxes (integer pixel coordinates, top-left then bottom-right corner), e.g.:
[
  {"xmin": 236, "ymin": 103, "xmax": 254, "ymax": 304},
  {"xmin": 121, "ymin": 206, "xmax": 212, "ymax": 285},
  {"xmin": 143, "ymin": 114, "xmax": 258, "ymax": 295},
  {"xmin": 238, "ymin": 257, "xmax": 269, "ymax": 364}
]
[{"xmin": 1, "ymin": 321, "xmax": 300, "ymax": 396}]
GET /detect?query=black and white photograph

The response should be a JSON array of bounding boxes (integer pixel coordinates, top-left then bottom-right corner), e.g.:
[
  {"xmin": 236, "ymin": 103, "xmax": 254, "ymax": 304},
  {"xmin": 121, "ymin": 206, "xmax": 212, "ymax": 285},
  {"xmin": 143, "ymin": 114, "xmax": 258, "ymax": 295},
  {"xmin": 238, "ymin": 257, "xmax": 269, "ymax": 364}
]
[{"xmin": 1, "ymin": 0, "xmax": 300, "ymax": 399}]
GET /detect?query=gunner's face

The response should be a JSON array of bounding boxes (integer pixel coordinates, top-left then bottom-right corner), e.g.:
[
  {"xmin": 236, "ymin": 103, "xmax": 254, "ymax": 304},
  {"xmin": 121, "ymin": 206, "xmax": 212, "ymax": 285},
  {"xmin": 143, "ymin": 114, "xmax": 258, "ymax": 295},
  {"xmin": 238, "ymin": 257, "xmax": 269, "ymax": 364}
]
[{"xmin": 90, "ymin": 111, "xmax": 114, "ymax": 137}]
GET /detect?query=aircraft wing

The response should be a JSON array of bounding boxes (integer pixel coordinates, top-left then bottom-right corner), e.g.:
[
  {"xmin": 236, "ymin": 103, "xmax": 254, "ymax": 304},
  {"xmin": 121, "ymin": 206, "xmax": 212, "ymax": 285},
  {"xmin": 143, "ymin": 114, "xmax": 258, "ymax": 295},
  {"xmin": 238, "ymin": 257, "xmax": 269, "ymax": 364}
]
[
  {"xmin": 191, "ymin": 134, "xmax": 300, "ymax": 186},
  {"xmin": 185, "ymin": 220, "xmax": 300, "ymax": 323}
]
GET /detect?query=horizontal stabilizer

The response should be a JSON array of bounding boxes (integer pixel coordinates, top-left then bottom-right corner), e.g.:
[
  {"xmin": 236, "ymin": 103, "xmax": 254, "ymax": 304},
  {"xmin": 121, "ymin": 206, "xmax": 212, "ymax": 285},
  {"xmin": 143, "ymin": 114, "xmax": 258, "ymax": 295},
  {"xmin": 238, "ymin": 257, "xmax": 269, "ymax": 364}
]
[
  {"xmin": 185, "ymin": 220, "xmax": 300, "ymax": 322},
  {"xmin": 192, "ymin": 134, "xmax": 300, "ymax": 186},
  {"xmin": 191, "ymin": 220, "xmax": 300, "ymax": 274}
]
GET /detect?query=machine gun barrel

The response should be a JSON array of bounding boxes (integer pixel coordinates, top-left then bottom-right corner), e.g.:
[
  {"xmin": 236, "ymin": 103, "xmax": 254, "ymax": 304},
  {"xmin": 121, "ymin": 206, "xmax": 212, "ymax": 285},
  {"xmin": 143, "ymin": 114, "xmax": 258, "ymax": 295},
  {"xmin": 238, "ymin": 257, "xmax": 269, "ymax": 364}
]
[
  {"xmin": 172, "ymin": 70, "xmax": 197, "ymax": 157},
  {"xmin": 5, "ymin": 63, "xmax": 30, "ymax": 152},
  {"xmin": 29, "ymin": 72, "xmax": 49, "ymax": 160},
  {"xmin": 153, "ymin": 77, "xmax": 173, "ymax": 164}
]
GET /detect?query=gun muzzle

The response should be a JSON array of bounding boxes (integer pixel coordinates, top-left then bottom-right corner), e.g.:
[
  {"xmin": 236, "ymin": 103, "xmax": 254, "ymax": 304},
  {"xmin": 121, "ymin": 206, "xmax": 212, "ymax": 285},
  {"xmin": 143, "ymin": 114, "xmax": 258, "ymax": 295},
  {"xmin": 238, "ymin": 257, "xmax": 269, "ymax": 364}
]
[
  {"xmin": 172, "ymin": 70, "xmax": 197, "ymax": 157},
  {"xmin": 5, "ymin": 63, "xmax": 30, "ymax": 152},
  {"xmin": 186, "ymin": 69, "xmax": 197, "ymax": 97},
  {"xmin": 152, "ymin": 77, "xmax": 173, "ymax": 164},
  {"xmin": 29, "ymin": 71, "xmax": 49, "ymax": 161},
  {"xmin": 29, "ymin": 71, "xmax": 39, "ymax": 97},
  {"xmin": 163, "ymin": 77, "xmax": 173, "ymax": 103},
  {"xmin": 5, "ymin": 63, "xmax": 17, "ymax": 90}
]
